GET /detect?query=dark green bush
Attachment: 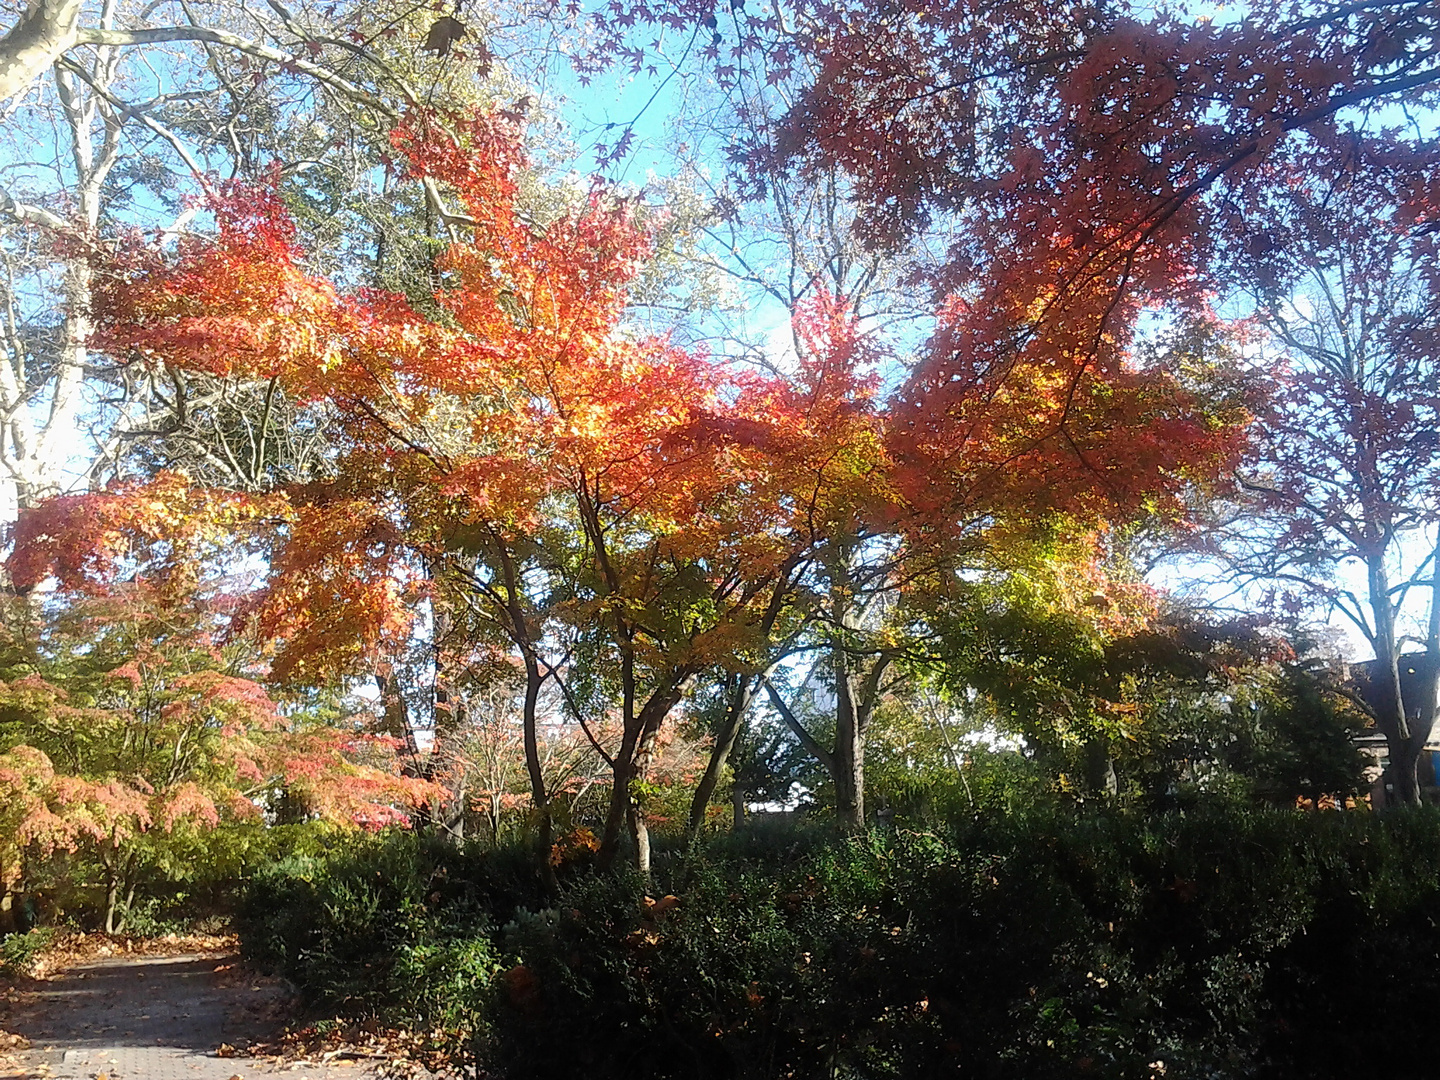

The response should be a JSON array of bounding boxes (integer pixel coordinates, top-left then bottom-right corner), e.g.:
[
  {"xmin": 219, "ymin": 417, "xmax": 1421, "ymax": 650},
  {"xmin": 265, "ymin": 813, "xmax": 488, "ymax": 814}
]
[
  {"xmin": 240, "ymin": 807, "xmax": 1440, "ymax": 1079},
  {"xmin": 238, "ymin": 832, "xmax": 508, "ymax": 1032}
]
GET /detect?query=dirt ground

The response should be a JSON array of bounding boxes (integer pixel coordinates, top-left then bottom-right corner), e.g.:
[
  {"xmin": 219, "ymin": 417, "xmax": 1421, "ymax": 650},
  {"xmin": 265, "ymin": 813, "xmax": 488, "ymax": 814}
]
[{"xmin": 0, "ymin": 943, "xmax": 416, "ymax": 1080}]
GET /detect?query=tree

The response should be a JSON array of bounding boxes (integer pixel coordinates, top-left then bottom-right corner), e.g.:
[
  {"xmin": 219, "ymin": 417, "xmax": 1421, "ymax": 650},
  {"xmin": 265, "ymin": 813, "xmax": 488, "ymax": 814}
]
[
  {"xmin": 687, "ymin": 0, "xmax": 1439, "ymax": 357},
  {"xmin": 75, "ymin": 108, "xmax": 829, "ymax": 874},
  {"xmin": 762, "ymin": 1, "xmax": 1437, "ymax": 236},
  {"xmin": 582, "ymin": 0, "xmax": 1417, "ymax": 531},
  {"xmin": 0, "ymin": 481, "xmax": 435, "ymax": 931},
  {"xmin": 918, "ymin": 525, "xmax": 1163, "ymax": 794},
  {"xmin": 0, "ymin": 0, "xmax": 560, "ymax": 513},
  {"xmin": 53, "ymin": 13, "xmax": 1255, "ymax": 864},
  {"xmin": 688, "ymin": 286, "xmax": 1244, "ymax": 829},
  {"xmin": 678, "ymin": 293, "xmax": 901, "ymax": 834},
  {"xmin": 1215, "ymin": 152, "xmax": 1440, "ymax": 804}
]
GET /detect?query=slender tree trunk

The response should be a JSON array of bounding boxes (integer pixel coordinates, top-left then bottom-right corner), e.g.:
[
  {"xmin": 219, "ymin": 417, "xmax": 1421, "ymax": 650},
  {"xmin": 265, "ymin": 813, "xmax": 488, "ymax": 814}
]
[
  {"xmin": 1369, "ymin": 558, "xmax": 1423, "ymax": 805},
  {"xmin": 103, "ymin": 854, "xmax": 125, "ymax": 935},
  {"xmin": 487, "ymin": 793, "xmax": 501, "ymax": 846},
  {"xmin": 732, "ymin": 783, "xmax": 745, "ymax": 829},
  {"xmin": 519, "ymin": 652, "xmax": 555, "ymax": 885},
  {"xmin": 834, "ymin": 653, "xmax": 866, "ymax": 832},
  {"xmin": 1388, "ymin": 655, "xmax": 1440, "ymax": 806},
  {"xmin": 627, "ymin": 802, "xmax": 651, "ymax": 878},
  {"xmin": 118, "ymin": 881, "xmax": 135, "ymax": 934},
  {"xmin": 834, "ymin": 645, "xmax": 892, "ymax": 832},
  {"xmin": 687, "ymin": 674, "xmax": 758, "ymax": 835},
  {"xmin": 442, "ymin": 777, "xmax": 467, "ymax": 842},
  {"xmin": 597, "ymin": 640, "xmax": 639, "ymax": 871},
  {"xmin": 427, "ymin": 601, "xmax": 472, "ymax": 843},
  {"xmin": 0, "ymin": 888, "xmax": 17, "ymax": 935},
  {"xmin": 487, "ymin": 535, "xmax": 554, "ymax": 880},
  {"xmin": 628, "ymin": 723, "xmax": 658, "ymax": 877},
  {"xmin": 599, "ymin": 682, "xmax": 687, "ymax": 872},
  {"xmin": 598, "ymin": 727, "xmax": 640, "ymax": 871},
  {"xmin": 685, "ymin": 564, "xmax": 801, "ymax": 833}
]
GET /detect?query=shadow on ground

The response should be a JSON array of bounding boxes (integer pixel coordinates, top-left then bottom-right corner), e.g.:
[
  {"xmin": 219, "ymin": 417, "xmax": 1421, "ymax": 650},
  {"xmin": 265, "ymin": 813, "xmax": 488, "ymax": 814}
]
[{"xmin": 4, "ymin": 952, "xmax": 383, "ymax": 1079}]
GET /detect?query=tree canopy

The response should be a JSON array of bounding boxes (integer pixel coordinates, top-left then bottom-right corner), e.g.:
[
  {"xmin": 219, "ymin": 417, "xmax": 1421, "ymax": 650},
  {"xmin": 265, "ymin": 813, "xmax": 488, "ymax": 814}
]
[{"xmin": 0, "ymin": 0, "xmax": 1431, "ymax": 898}]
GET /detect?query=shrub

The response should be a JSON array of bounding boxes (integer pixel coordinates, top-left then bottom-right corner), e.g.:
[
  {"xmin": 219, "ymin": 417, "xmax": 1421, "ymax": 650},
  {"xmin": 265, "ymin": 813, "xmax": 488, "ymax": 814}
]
[
  {"xmin": 238, "ymin": 831, "xmax": 507, "ymax": 1036},
  {"xmin": 238, "ymin": 806, "xmax": 1440, "ymax": 1079},
  {"xmin": 0, "ymin": 927, "xmax": 54, "ymax": 977}
]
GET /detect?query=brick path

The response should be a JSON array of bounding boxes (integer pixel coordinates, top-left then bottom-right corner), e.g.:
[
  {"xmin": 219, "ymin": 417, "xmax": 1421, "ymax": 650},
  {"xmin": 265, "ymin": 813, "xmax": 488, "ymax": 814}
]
[{"xmin": 9, "ymin": 954, "xmax": 385, "ymax": 1079}]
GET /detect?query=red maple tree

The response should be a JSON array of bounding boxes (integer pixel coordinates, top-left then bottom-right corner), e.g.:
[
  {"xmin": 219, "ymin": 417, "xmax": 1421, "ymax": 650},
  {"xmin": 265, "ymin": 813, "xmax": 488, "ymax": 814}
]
[{"xmin": 20, "ymin": 94, "xmax": 1256, "ymax": 866}]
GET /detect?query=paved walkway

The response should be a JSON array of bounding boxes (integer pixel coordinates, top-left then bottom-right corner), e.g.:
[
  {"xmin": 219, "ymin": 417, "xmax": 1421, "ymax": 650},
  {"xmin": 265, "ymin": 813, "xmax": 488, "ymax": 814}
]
[{"xmin": 6, "ymin": 954, "xmax": 384, "ymax": 1079}]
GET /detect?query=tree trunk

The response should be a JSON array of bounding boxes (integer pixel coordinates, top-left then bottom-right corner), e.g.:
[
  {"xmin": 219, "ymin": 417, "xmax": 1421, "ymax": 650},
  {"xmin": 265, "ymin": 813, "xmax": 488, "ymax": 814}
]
[
  {"xmin": 1370, "ymin": 651, "xmax": 1433, "ymax": 808},
  {"xmin": 117, "ymin": 881, "xmax": 136, "ymax": 934},
  {"xmin": 0, "ymin": 0, "xmax": 84, "ymax": 107},
  {"xmin": 104, "ymin": 872, "xmax": 120, "ymax": 935},
  {"xmin": 375, "ymin": 673, "xmax": 421, "ymax": 763},
  {"xmin": 1084, "ymin": 739, "xmax": 1118, "ymax": 797},
  {"xmin": 428, "ymin": 602, "xmax": 471, "ymax": 843},
  {"xmin": 834, "ymin": 644, "xmax": 891, "ymax": 833},
  {"xmin": 686, "ymin": 674, "xmax": 757, "ymax": 835},
  {"xmin": 599, "ymin": 680, "xmax": 687, "ymax": 871},
  {"xmin": 833, "ymin": 652, "xmax": 866, "ymax": 832},
  {"xmin": 0, "ymin": 889, "xmax": 17, "ymax": 936},
  {"xmin": 4, "ymin": 64, "xmax": 117, "ymax": 514},
  {"xmin": 1385, "ymin": 654, "xmax": 1439, "ymax": 807},
  {"xmin": 732, "ymin": 783, "xmax": 746, "ymax": 830},
  {"xmin": 628, "ymin": 734, "xmax": 653, "ymax": 878},
  {"xmin": 441, "ymin": 777, "xmax": 467, "ymax": 842},
  {"xmin": 624, "ymin": 696, "xmax": 679, "ymax": 876},
  {"xmin": 486, "ymin": 793, "xmax": 501, "ymax": 845},
  {"xmin": 627, "ymin": 802, "xmax": 651, "ymax": 878},
  {"xmin": 519, "ymin": 651, "xmax": 555, "ymax": 887},
  {"xmin": 1390, "ymin": 735, "xmax": 1422, "ymax": 807},
  {"xmin": 1366, "ymin": 559, "xmax": 1422, "ymax": 806},
  {"xmin": 1414, "ymin": 555, "xmax": 1440, "ymax": 806},
  {"xmin": 597, "ymin": 643, "xmax": 640, "ymax": 871},
  {"xmin": 598, "ymin": 726, "xmax": 641, "ymax": 871}
]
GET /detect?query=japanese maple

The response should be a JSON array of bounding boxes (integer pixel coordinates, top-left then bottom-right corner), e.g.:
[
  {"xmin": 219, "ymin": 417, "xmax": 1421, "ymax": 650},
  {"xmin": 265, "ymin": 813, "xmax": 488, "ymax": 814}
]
[
  {"xmin": 72, "ymin": 110, "xmax": 832, "ymax": 872},
  {"xmin": 0, "ymin": 590, "xmax": 436, "ymax": 932},
  {"xmin": 1, "ymin": 474, "xmax": 440, "ymax": 929},
  {"xmin": 43, "ymin": 74, "xmax": 1258, "ymax": 865}
]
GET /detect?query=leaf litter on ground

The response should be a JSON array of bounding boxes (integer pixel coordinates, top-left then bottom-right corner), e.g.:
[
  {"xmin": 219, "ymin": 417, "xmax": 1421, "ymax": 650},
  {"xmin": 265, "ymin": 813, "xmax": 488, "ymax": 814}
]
[{"xmin": 1, "ymin": 932, "xmax": 466, "ymax": 1078}]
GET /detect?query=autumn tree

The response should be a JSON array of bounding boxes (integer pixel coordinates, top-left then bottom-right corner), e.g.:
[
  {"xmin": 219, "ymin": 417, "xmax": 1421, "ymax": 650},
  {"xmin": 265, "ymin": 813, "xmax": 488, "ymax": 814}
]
[
  {"xmin": 644, "ymin": 0, "xmax": 1438, "ymax": 366},
  {"xmin": 1, "ymin": 477, "xmax": 435, "ymax": 931},
  {"xmin": 0, "ymin": 0, "xmax": 575, "ymax": 514},
  {"xmin": 68, "ymin": 105, "xmax": 842, "ymax": 875},
  {"xmin": 577, "ymin": 0, "xmax": 1413, "ymax": 550},
  {"xmin": 48, "ymin": 0, "xmax": 1252, "ymax": 858},
  {"xmin": 671, "ymin": 293, "xmax": 903, "ymax": 834},
  {"xmin": 681, "ymin": 278, "xmax": 1245, "ymax": 828}
]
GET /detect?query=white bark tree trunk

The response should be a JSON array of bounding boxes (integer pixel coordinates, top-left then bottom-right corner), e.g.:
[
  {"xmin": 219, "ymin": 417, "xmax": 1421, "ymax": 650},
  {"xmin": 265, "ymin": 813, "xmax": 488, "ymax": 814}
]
[{"xmin": 0, "ymin": 0, "xmax": 84, "ymax": 107}]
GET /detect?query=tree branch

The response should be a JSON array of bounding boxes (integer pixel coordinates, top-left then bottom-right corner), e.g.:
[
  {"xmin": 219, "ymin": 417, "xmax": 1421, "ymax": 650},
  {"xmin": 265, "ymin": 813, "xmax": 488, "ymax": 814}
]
[{"xmin": 762, "ymin": 676, "xmax": 833, "ymax": 773}]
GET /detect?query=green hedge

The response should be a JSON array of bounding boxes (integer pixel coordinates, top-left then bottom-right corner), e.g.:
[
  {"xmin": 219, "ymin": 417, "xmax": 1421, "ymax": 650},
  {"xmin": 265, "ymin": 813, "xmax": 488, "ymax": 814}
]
[{"xmin": 238, "ymin": 807, "xmax": 1440, "ymax": 1079}]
